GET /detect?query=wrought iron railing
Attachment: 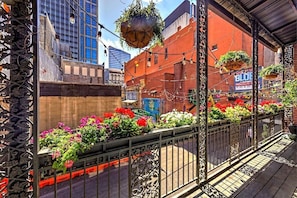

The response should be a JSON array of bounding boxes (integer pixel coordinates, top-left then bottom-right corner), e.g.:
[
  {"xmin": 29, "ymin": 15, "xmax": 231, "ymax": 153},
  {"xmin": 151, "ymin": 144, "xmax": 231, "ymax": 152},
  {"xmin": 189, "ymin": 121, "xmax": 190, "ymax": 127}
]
[{"xmin": 37, "ymin": 112, "xmax": 283, "ymax": 198}]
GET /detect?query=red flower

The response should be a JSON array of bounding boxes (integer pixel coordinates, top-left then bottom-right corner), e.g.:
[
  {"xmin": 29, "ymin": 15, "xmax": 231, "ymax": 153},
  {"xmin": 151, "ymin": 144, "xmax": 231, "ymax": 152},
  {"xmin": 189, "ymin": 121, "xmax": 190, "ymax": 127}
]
[
  {"xmin": 246, "ymin": 104, "xmax": 254, "ymax": 112},
  {"xmin": 207, "ymin": 102, "xmax": 212, "ymax": 108},
  {"xmin": 115, "ymin": 107, "xmax": 125, "ymax": 114},
  {"xmin": 96, "ymin": 116, "xmax": 103, "ymax": 122},
  {"xmin": 234, "ymin": 99, "xmax": 244, "ymax": 106},
  {"xmin": 260, "ymin": 100, "xmax": 276, "ymax": 106},
  {"xmin": 64, "ymin": 160, "xmax": 74, "ymax": 168},
  {"xmin": 215, "ymin": 103, "xmax": 227, "ymax": 112},
  {"xmin": 115, "ymin": 108, "xmax": 135, "ymax": 118},
  {"xmin": 104, "ymin": 112, "xmax": 113, "ymax": 119},
  {"xmin": 137, "ymin": 117, "xmax": 147, "ymax": 127}
]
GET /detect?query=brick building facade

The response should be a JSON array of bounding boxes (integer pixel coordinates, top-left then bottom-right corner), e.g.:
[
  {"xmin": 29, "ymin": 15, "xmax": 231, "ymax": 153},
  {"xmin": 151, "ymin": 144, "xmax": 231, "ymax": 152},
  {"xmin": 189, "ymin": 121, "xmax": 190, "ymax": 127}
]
[{"xmin": 124, "ymin": 10, "xmax": 271, "ymax": 114}]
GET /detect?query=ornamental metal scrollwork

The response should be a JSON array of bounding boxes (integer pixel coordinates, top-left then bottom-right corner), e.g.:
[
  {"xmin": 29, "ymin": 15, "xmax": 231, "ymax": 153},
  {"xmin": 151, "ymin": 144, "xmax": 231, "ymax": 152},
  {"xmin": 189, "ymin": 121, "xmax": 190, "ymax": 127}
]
[
  {"xmin": 230, "ymin": 124, "xmax": 240, "ymax": 158},
  {"xmin": 130, "ymin": 144, "xmax": 160, "ymax": 198},
  {"xmin": 200, "ymin": 183, "xmax": 227, "ymax": 198},
  {"xmin": 0, "ymin": 1, "xmax": 34, "ymax": 197},
  {"xmin": 252, "ymin": 20, "xmax": 259, "ymax": 148},
  {"xmin": 196, "ymin": 0, "xmax": 208, "ymax": 183},
  {"xmin": 284, "ymin": 45, "xmax": 294, "ymax": 125}
]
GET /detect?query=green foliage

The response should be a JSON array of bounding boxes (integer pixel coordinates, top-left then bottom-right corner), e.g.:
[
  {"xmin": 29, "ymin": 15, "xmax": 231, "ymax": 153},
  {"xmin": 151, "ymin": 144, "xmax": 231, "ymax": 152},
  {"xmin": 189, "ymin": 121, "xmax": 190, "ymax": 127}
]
[
  {"xmin": 104, "ymin": 114, "xmax": 142, "ymax": 139},
  {"xmin": 40, "ymin": 123, "xmax": 89, "ymax": 172},
  {"xmin": 259, "ymin": 64, "xmax": 284, "ymax": 77},
  {"xmin": 224, "ymin": 106, "xmax": 251, "ymax": 123},
  {"xmin": 258, "ymin": 100, "xmax": 283, "ymax": 114},
  {"xmin": 281, "ymin": 79, "xmax": 297, "ymax": 107},
  {"xmin": 40, "ymin": 108, "xmax": 156, "ymax": 171},
  {"xmin": 216, "ymin": 50, "xmax": 251, "ymax": 67},
  {"xmin": 209, "ymin": 107, "xmax": 226, "ymax": 121},
  {"xmin": 262, "ymin": 124, "xmax": 269, "ymax": 139},
  {"xmin": 115, "ymin": 0, "xmax": 164, "ymax": 48},
  {"xmin": 288, "ymin": 133, "xmax": 297, "ymax": 141},
  {"xmin": 263, "ymin": 103, "xmax": 279, "ymax": 114}
]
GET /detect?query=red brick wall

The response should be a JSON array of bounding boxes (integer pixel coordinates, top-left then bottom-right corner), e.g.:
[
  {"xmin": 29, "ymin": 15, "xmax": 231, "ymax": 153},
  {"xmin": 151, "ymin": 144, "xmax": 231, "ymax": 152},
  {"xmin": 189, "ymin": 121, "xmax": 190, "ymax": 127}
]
[{"xmin": 124, "ymin": 10, "xmax": 266, "ymax": 113}]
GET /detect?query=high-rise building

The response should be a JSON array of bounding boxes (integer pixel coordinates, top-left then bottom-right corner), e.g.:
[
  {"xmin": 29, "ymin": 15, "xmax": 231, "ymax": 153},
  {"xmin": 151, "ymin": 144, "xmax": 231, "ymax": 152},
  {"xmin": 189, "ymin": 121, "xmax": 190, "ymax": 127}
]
[
  {"xmin": 40, "ymin": 0, "xmax": 98, "ymax": 64},
  {"xmin": 104, "ymin": 46, "xmax": 131, "ymax": 85},
  {"xmin": 108, "ymin": 46, "xmax": 131, "ymax": 70}
]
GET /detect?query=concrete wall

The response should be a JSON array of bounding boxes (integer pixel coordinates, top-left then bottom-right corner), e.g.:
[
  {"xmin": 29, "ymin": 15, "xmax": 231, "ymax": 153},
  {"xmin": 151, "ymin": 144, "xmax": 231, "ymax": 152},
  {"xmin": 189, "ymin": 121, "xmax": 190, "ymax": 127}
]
[{"xmin": 39, "ymin": 48, "xmax": 63, "ymax": 81}]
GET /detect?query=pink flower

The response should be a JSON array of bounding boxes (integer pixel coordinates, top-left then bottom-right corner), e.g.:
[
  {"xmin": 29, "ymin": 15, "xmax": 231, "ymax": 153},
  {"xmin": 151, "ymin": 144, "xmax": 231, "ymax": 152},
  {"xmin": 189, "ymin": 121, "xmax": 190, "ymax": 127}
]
[
  {"xmin": 64, "ymin": 160, "xmax": 74, "ymax": 168},
  {"xmin": 51, "ymin": 150, "xmax": 61, "ymax": 160}
]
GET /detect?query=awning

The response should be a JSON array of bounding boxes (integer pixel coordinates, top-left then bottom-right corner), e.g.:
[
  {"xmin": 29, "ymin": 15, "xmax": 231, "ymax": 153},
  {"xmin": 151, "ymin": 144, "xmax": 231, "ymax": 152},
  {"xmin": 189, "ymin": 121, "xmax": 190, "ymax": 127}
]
[{"xmin": 122, "ymin": 99, "xmax": 137, "ymax": 103}]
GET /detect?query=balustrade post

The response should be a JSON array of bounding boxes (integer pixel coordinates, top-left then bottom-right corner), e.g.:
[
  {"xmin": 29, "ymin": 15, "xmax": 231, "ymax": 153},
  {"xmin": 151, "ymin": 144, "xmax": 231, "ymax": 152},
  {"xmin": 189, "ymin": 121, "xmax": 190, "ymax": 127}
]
[
  {"xmin": 251, "ymin": 19, "xmax": 259, "ymax": 149},
  {"xmin": 196, "ymin": 0, "xmax": 208, "ymax": 184}
]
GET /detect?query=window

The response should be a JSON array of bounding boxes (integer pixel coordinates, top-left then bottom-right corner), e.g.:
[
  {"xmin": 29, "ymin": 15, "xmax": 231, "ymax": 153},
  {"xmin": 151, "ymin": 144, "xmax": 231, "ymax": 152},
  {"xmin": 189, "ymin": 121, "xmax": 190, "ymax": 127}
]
[
  {"xmin": 86, "ymin": 26, "xmax": 91, "ymax": 35},
  {"xmin": 92, "ymin": 27, "xmax": 97, "ymax": 37},
  {"xmin": 86, "ymin": 3, "xmax": 91, "ymax": 12},
  {"xmin": 92, "ymin": 19, "xmax": 97, "ymax": 26},
  {"xmin": 92, "ymin": 50, "xmax": 97, "ymax": 60},
  {"xmin": 86, "ymin": 37, "xmax": 91, "ymax": 47},
  {"xmin": 86, "ymin": 15, "xmax": 91, "ymax": 24},
  {"xmin": 91, "ymin": 39, "xmax": 97, "ymax": 48},
  {"xmin": 154, "ymin": 54, "xmax": 158, "ymax": 64},
  {"xmin": 91, "ymin": 4, "xmax": 97, "ymax": 15},
  {"xmin": 86, "ymin": 49, "xmax": 91, "ymax": 58},
  {"xmin": 80, "ymin": 45, "xmax": 84, "ymax": 59},
  {"xmin": 211, "ymin": 44, "xmax": 218, "ymax": 51},
  {"xmin": 165, "ymin": 48, "xmax": 168, "ymax": 59}
]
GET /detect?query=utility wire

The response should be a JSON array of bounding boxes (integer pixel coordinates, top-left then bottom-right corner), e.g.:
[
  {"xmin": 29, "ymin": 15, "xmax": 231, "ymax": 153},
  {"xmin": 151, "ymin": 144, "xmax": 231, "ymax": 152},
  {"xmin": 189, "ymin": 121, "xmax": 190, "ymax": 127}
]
[{"xmin": 66, "ymin": 0, "xmax": 199, "ymax": 57}]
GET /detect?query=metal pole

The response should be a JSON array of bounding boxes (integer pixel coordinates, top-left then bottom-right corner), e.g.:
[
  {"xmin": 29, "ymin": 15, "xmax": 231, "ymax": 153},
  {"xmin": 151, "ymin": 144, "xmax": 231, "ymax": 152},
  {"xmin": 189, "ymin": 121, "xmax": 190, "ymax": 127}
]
[
  {"xmin": 196, "ymin": 0, "xmax": 208, "ymax": 184},
  {"xmin": 33, "ymin": 0, "xmax": 40, "ymax": 197},
  {"xmin": 252, "ymin": 19, "xmax": 259, "ymax": 149},
  {"xmin": 0, "ymin": 0, "xmax": 35, "ymax": 197}
]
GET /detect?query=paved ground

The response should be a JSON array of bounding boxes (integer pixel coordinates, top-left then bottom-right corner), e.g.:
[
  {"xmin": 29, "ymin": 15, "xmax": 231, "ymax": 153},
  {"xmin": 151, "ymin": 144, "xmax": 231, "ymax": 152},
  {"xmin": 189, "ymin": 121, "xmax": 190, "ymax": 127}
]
[{"xmin": 183, "ymin": 136, "xmax": 297, "ymax": 198}]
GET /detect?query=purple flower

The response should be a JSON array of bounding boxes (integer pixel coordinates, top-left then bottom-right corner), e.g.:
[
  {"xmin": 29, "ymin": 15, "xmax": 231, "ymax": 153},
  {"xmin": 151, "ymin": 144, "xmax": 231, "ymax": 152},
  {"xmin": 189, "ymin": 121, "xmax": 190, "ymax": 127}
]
[
  {"xmin": 58, "ymin": 122, "xmax": 65, "ymax": 128},
  {"xmin": 40, "ymin": 130, "xmax": 50, "ymax": 138},
  {"xmin": 64, "ymin": 126, "xmax": 72, "ymax": 133}
]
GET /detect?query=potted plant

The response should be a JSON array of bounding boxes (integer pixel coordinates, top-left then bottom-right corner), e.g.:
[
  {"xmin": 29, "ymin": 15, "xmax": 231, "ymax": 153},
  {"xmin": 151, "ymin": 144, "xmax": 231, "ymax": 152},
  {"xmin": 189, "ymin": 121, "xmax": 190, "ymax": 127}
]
[
  {"xmin": 259, "ymin": 64, "xmax": 284, "ymax": 80},
  {"xmin": 115, "ymin": 0, "xmax": 164, "ymax": 48},
  {"xmin": 216, "ymin": 50, "xmax": 251, "ymax": 71},
  {"xmin": 281, "ymin": 79, "xmax": 297, "ymax": 134}
]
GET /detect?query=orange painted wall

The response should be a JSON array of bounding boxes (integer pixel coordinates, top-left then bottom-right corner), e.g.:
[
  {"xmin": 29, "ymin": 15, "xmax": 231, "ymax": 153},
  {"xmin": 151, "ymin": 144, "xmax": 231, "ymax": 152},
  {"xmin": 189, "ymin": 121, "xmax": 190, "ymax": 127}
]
[{"xmin": 124, "ymin": 10, "xmax": 265, "ymax": 113}]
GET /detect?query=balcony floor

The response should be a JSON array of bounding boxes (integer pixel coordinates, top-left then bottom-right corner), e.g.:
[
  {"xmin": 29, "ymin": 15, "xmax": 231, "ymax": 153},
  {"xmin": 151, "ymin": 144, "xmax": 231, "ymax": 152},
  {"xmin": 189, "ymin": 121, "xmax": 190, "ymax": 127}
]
[{"xmin": 184, "ymin": 136, "xmax": 297, "ymax": 198}]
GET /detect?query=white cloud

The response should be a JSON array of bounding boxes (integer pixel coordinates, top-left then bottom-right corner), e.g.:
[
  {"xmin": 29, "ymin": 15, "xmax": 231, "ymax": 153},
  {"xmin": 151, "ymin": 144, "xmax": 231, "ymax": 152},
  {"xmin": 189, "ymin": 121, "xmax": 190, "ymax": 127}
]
[{"xmin": 98, "ymin": 37, "xmax": 140, "ymax": 66}]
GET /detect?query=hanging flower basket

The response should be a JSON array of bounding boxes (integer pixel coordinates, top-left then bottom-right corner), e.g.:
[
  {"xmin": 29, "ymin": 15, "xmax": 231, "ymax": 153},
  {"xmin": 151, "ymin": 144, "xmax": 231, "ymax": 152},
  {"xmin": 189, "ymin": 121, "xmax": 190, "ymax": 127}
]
[
  {"xmin": 120, "ymin": 16, "xmax": 155, "ymax": 48},
  {"xmin": 263, "ymin": 73, "xmax": 279, "ymax": 80},
  {"xmin": 216, "ymin": 51, "xmax": 251, "ymax": 71},
  {"xmin": 115, "ymin": 0, "xmax": 164, "ymax": 49},
  {"xmin": 259, "ymin": 64, "xmax": 283, "ymax": 80},
  {"xmin": 223, "ymin": 61, "xmax": 245, "ymax": 71}
]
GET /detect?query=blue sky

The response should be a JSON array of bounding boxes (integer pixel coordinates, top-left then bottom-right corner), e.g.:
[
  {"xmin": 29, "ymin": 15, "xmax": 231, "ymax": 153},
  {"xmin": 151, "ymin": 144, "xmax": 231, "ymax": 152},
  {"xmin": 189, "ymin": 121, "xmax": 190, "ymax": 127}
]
[{"xmin": 98, "ymin": 0, "xmax": 186, "ymax": 65}]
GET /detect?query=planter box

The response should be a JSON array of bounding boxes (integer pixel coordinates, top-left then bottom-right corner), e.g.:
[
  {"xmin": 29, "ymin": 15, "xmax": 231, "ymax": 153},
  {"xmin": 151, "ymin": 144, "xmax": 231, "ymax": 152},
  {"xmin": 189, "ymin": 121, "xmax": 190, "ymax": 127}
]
[
  {"xmin": 38, "ymin": 125, "xmax": 196, "ymax": 187},
  {"xmin": 39, "ymin": 125, "xmax": 195, "ymax": 167}
]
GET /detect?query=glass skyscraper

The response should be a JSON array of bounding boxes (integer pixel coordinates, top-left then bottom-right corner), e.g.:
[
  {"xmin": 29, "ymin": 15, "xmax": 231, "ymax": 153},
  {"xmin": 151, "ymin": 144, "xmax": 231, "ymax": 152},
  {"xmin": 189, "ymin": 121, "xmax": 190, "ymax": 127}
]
[
  {"xmin": 40, "ymin": 0, "xmax": 98, "ymax": 64},
  {"xmin": 108, "ymin": 46, "xmax": 131, "ymax": 70}
]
